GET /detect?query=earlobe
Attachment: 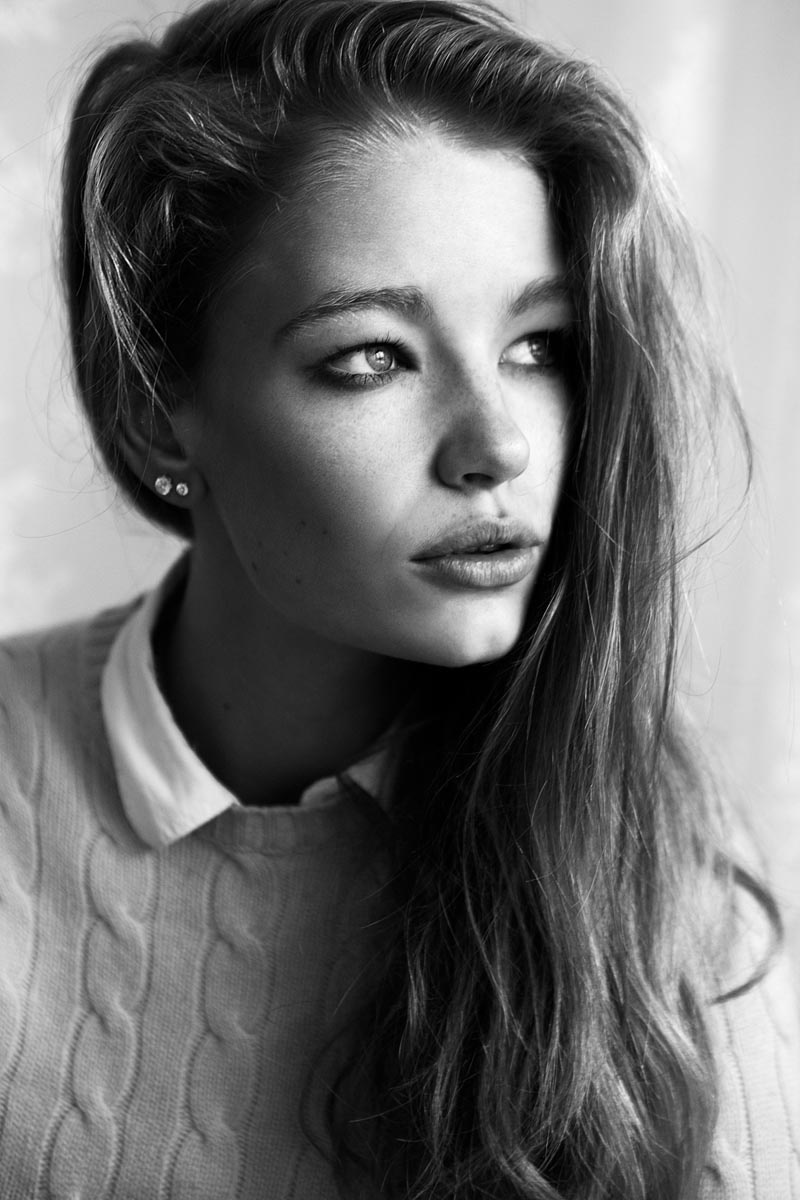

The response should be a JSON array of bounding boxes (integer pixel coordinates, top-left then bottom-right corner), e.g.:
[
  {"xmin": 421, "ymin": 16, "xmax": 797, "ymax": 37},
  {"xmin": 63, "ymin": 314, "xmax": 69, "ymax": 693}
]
[{"xmin": 117, "ymin": 400, "xmax": 207, "ymax": 508}]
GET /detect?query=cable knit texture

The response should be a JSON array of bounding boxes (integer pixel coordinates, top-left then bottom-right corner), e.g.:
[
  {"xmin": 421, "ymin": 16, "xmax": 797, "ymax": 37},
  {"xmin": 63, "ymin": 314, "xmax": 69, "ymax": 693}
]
[
  {"xmin": 0, "ymin": 607, "xmax": 798, "ymax": 1199},
  {"xmin": 0, "ymin": 608, "xmax": 388, "ymax": 1200}
]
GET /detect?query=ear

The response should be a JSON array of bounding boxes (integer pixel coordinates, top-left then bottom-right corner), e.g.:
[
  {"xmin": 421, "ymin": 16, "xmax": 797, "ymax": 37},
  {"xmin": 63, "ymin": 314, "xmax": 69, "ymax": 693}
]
[{"xmin": 117, "ymin": 397, "xmax": 207, "ymax": 510}]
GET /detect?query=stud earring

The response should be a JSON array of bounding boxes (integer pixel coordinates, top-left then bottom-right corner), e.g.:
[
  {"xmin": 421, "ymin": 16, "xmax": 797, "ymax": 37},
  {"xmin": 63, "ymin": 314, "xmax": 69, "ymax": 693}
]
[
  {"xmin": 155, "ymin": 475, "xmax": 173, "ymax": 496},
  {"xmin": 175, "ymin": 481, "xmax": 189, "ymax": 498}
]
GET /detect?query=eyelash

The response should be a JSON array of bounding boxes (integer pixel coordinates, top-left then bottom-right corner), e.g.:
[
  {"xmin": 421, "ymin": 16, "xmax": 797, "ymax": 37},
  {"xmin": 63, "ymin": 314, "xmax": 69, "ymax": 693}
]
[
  {"xmin": 315, "ymin": 329, "xmax": 571, "ymax": 390},
  {"xmin": 505, "ymin": 331, "xmax": 565, "ymax": 372},
  {"xmin": 318, "ymin": 336, "xmax": 410, "ymax": 390}
]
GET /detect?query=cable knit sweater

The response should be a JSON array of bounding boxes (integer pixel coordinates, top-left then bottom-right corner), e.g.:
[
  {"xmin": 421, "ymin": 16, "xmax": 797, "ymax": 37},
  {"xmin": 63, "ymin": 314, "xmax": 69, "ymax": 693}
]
[{"xmin": 0, "ymin": 605, "xmax": 798, "ymax": 1199}]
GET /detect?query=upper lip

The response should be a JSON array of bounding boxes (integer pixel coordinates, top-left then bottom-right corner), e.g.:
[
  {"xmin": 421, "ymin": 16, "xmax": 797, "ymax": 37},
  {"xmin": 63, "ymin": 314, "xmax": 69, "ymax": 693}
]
[{"xmin": 412, "ymin": 517, "xmax": 542, "ymax": 560}]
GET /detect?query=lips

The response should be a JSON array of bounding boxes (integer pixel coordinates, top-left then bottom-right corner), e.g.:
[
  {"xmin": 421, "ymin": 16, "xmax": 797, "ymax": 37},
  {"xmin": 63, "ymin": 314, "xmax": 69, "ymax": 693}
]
[
  {"xmin": 411, "ymin": 518, "xmax": 542, "ymax": 590},
  {"xmin": 412, "ymin": 517, "xmax": 541, "ymax": 561}
]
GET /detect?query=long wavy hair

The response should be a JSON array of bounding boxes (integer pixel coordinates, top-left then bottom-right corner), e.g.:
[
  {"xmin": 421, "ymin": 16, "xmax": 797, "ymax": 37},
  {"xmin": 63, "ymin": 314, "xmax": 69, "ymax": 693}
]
[{"xmin": 61, "ymin": 2, "xmax": 772, "ymax": 1196}]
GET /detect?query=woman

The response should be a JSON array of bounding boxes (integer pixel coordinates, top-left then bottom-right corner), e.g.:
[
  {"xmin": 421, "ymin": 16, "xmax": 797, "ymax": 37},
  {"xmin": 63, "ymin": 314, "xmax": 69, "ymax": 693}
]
[{"xmin": 0, "ymin": 0, "xmax": 796, "ymax": 1196}]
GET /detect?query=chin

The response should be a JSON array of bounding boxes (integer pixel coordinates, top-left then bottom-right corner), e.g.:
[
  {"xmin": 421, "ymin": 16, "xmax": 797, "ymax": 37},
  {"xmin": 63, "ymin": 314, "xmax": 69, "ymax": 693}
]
[{"xmin": 400, "ymin": 620, "xmax": 525, "ymax": 669}]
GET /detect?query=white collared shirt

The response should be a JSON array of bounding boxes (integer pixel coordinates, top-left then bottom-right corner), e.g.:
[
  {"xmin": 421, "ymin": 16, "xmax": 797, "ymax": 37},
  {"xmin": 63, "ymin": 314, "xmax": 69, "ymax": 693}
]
[{"xmin": 100, "ymin": 562, "xmax": 381, "ymax": 848}]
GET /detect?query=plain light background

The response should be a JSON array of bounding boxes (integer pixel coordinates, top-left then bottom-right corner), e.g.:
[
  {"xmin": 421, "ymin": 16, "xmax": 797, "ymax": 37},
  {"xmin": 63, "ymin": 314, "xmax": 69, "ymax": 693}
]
[{"xmin": 1, "ymin": 0, "xmax": 799, "ymax": 965}]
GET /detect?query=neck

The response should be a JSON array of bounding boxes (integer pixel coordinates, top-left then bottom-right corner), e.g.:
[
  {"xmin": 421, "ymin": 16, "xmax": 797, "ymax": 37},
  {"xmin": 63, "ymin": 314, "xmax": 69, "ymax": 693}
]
[{"xmin": 154, "ymin": 553, "xmax": 412, "ymax": 805}]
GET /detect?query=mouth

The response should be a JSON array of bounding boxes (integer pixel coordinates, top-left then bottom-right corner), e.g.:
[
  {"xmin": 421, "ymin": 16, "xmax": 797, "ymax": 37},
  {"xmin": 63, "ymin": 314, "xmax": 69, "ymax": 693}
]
[
  {"xmin": 411, "ymin": 519, "xmax": 542, "ymax": 589},
  {"xmin": 450, "ymin": 541, "xmax": 517, "ymax": 554},
  {"xmin": 412, "ymin": 518, "xmax": 540, "ymax": 560}
]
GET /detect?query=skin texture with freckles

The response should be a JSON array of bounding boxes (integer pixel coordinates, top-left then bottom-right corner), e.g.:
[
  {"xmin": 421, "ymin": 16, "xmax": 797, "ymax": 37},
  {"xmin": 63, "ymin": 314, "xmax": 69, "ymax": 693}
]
[{"xmin": 162, "ymin": 130, "xmax": 571, "ymax": 802}]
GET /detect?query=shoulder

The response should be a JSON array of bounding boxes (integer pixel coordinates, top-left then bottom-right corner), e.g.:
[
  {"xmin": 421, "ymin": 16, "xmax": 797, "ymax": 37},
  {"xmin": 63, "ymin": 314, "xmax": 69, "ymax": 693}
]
[
  {"xmin": 0, "ymin": 602, "xmax": 134, "ymax": 698},
  {"xmin": 0, "ymin": 602, "xmax": 138, "ymax": 774},
  {"xmin": 702, "ymin": 884, "xmax": 800, "ymax": 1198}
]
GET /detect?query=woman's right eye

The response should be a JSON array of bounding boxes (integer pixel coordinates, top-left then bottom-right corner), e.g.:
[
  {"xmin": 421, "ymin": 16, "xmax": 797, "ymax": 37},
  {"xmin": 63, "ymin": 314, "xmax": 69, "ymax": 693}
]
[{"xmin": 321, "ymin": 341, "xmax": 408, "ymax": 388}]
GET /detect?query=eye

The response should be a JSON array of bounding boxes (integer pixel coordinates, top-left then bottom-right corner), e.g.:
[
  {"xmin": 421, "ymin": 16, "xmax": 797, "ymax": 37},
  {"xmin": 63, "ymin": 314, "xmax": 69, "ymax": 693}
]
[
  {"xmin": 500, "ymin": 331, "xmax": 565, "ymax": 370},
  {"xmin": 323, "ymin": 341, "xmax": 407, "ymax": 387},
  {"xmin": 334, "ymin": 344, "xmax": 398, "ymax": 374}
]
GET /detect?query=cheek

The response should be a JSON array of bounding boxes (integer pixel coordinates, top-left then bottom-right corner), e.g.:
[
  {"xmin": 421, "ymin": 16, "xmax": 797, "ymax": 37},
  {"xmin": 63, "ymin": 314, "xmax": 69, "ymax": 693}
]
[
  {"xmin": 550, "ymin": 419, "xmax": 570, "ymax": 496},
  {"xmin": 521, "ymin": 399, "xmax": 570, "ymax": 502},
  {"xmin": 213, "ymin": 404, "xmax": 414, "ymax": 564}
]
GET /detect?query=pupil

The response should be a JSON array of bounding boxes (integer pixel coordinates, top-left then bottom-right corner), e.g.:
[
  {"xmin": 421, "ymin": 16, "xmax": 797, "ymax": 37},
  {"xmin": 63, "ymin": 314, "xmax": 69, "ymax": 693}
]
[{"xmin": 366, "ymin": 346, "xmax": 392, "ymax": 372}]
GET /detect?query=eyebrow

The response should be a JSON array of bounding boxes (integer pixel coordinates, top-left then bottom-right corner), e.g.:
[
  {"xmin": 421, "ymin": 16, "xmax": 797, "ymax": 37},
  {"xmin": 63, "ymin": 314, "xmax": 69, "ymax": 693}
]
[
  {"xmin": 276, "ymin": 275, "xmax": 572, "ymax": 342},
  {"xmin": 505, "ymin": 277, "xmax": 573, "ymax": 319},
  {"xmin": 276, "ymin": 286, "xmax": 434, "ymax": 341}
]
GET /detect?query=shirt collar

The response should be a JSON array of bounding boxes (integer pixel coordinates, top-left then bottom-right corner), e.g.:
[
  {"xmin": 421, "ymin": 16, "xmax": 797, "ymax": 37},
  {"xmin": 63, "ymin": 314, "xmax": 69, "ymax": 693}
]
[{"xmin": 101, "ymin": 558, "xmax": 383, "ymax": 848}]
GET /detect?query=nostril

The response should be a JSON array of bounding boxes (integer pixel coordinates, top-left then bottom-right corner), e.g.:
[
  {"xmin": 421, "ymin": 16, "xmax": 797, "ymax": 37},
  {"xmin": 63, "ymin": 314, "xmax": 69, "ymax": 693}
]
[{"xmin": 462, "ymin": 471, "xmax": 496, "ymax": 486}]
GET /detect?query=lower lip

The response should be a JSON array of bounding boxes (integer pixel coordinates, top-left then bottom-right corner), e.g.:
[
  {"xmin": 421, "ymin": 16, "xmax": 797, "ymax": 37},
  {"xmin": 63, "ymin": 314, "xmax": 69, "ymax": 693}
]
[{"xmin": 412, "ymin": 547, "xmax": 538, "ymax": 590}]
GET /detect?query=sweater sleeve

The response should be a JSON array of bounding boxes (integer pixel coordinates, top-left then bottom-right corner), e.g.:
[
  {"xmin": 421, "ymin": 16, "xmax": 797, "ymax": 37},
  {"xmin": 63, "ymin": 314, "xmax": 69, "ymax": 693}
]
[{"xmin": 701, "ymin": 912, "xmax": 800, "ymax": 1199}]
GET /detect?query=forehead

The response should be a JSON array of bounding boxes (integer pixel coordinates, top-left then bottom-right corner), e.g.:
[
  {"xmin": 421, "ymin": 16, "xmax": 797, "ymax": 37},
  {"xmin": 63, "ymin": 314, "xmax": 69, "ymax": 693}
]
[{"xmin": 210, "ymin": 130, "xmax": 562, "ymax": 336}]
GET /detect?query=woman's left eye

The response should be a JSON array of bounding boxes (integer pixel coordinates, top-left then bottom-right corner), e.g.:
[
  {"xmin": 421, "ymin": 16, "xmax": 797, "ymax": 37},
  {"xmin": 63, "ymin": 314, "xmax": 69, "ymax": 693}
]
[{"xmin": 500, "ymin": 331, "xmax": 564, "ymax": 370}]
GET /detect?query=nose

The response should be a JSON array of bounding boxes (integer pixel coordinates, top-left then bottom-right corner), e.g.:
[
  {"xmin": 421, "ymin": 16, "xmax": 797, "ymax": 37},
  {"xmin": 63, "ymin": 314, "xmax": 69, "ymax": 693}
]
[{"xmin": 434, "ymin": 374, "xmax": 530, "ymax": 491}]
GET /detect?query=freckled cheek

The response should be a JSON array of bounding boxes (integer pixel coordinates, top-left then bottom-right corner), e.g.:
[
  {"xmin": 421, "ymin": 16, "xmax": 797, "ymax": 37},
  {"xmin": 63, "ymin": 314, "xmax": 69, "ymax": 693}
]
[{"xmin": 235, "ymin": 418, "xmax": 411, "ymax": 567}]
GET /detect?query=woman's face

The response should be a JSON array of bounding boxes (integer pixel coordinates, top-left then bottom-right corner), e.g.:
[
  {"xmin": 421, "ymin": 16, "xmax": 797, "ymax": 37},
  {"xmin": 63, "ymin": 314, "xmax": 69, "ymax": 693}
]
[{"xmin": 176, "ymin": 129, "xmax": 571, "ymax": 667}]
